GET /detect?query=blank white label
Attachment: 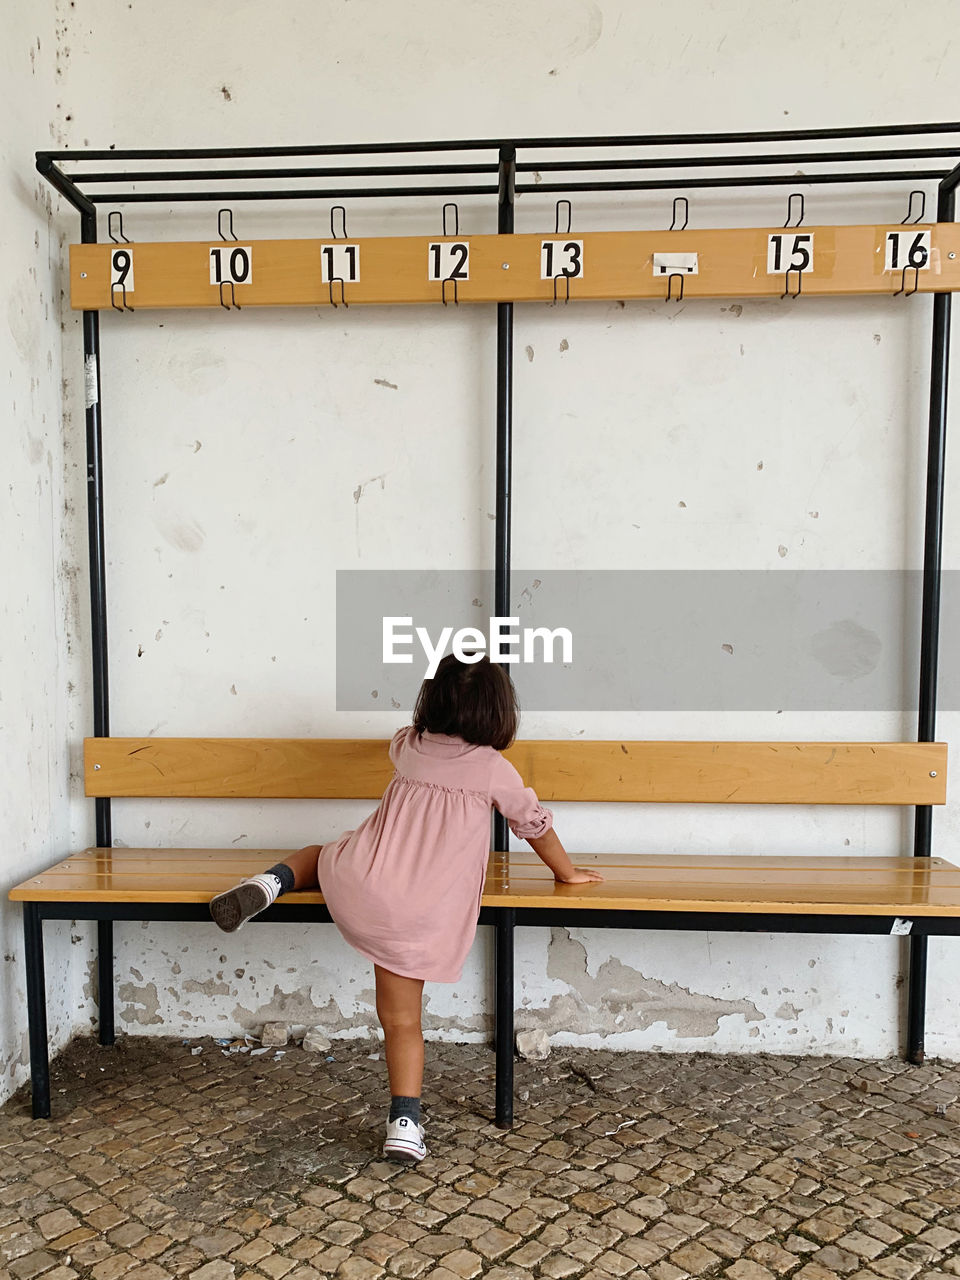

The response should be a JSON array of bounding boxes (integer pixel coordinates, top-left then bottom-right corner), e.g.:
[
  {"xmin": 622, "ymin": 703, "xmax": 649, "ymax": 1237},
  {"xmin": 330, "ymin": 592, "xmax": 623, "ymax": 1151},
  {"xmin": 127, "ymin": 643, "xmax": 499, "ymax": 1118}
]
[
  {"xmin": 890, "ymin": 917, "xmax": 913, "ymax": 935},
  {"xmin": 653, "ymin": 251, "xmax": 699, "ymax": 276},
  {"xmin": 110, "ymin": 248, "xmax": 134, "ymax": 292},
  {"xmin": 767, "ymin": 233, "xmax": 814, "ymax": 274},
  {"xmin": 884, "ymin": 230, "xmax": 931, "ymax": 272},
  {"xmin": 321, "ymin": 244, "xmax": 360, "ymax": 282},
  {"xmin": 428, "ymin": 241, "xmax": 469, "ymax": 281},
  {"xmin": 541, "ymin": 240, "xmax": 583, "ymax": 279},
  {"xmin": 84, "ymin": 355, "xmax": 99, "ymax": 409},
  {"xmin": 209, "ymin": 245, "xmax": 253, "ymax": 285}
]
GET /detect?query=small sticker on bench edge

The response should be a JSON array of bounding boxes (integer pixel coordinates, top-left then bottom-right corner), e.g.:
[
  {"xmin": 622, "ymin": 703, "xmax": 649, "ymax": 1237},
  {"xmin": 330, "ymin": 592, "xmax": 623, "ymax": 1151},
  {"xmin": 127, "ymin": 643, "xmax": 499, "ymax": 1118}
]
[{"xmin": 890, "ymin": 917, "xmax": 913, "ymax": 935}]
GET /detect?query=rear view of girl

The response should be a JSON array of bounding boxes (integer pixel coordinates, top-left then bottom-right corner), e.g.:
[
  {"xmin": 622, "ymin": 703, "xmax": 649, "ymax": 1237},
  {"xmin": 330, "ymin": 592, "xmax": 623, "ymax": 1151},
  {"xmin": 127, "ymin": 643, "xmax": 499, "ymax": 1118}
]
[{"xmin": 209, "ymin": 654, "xmax": 603, "ymax": 1162}]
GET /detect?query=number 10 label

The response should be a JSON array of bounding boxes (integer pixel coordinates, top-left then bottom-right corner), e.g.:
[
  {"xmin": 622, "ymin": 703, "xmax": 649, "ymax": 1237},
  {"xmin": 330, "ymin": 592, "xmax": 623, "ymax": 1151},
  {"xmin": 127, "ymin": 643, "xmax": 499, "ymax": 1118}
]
[
  {"xmin": 767, "ymin": 233, "xmax": 814, "ymax": 274},
  {"xmin": 209, "ymin": 246, "xmax": 253, "ymax": 285}
]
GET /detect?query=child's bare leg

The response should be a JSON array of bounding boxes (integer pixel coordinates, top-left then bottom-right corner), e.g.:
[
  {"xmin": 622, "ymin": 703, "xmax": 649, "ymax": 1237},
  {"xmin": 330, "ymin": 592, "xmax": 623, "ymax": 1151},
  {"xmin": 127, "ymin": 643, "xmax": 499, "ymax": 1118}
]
[
  {"xmin": 209, "ymin": 844, "xmax": 322, "ymax": 931},
  {"xmin": 374, "ymin": 964, "xmax": 425, "ymax": 1098},
  {"xmin": 284, "ymin": 844, "xmax": 322, "ymax": 889}
]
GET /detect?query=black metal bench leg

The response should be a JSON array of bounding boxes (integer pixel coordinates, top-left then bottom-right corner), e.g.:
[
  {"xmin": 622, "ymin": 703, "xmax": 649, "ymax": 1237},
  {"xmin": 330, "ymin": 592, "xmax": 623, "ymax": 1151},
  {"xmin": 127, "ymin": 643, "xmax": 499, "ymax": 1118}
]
[
  {"xmin": 494, "ymin": 907, "xmax": 515, "ymax": 1129},
  {"xmin": 98, "ymin": 919, "xmax": 115, "ymax": 1045},
  {"xmin": 907, "ymin": 934, "xmax": 927, "ymax": 1064},
  {"xmin": 23, "ymin": 904, "xmax": 51, "ymax": 1120}
]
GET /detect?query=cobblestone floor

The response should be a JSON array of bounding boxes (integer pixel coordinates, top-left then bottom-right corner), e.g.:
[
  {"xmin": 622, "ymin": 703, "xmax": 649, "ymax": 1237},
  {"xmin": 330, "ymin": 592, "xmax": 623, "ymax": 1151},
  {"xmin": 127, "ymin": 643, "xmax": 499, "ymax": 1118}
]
[{"xmin": 1, "ymin": 1037, "xmax": 959, "ymax": 1280}]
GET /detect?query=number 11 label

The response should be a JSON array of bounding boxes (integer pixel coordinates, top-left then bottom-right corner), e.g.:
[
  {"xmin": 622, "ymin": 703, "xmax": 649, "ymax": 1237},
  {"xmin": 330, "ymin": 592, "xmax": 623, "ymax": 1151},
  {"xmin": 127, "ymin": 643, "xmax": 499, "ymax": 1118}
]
[{"xmin": 321, "ymin": 244, "xmax": 360, "ymax": 282}]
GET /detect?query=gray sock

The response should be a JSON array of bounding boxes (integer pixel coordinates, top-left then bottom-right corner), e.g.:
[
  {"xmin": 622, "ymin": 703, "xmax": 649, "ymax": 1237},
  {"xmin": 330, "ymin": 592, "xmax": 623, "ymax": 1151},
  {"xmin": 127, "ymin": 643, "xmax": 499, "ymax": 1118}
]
[{"xmin": 389, "ymin": 1095, "xmax": 421, "ymax": 1124}]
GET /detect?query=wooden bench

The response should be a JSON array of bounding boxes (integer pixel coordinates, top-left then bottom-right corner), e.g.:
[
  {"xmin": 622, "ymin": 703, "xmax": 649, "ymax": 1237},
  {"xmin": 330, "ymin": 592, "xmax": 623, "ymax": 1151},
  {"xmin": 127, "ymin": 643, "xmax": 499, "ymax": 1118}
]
[{"xmin": 10, "ymin": 736, "xmax": 960, "ymax": 1125}]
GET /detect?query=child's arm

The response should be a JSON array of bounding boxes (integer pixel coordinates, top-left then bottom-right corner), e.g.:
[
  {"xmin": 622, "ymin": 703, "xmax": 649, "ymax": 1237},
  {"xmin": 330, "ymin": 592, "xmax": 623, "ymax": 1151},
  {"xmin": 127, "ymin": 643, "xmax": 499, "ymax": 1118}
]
[{"xmin": 527, "ymin": 829, "xmax": 604, "ymax": 884}]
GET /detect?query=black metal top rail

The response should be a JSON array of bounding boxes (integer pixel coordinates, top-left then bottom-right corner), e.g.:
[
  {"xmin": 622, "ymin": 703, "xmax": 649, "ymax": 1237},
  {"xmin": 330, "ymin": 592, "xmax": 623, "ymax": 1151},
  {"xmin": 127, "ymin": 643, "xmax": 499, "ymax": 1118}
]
[{"xmin": 37, "ymin": 122, "xmax": 960, "ymax": 216}]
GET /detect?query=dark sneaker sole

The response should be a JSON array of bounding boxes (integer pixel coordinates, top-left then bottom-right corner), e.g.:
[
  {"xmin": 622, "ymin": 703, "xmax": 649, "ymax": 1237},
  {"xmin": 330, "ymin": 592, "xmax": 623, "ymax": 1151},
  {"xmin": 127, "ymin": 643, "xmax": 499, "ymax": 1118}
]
[{"xmin": 209, "ymin": 882, "xmax": 270, "ymax": 933}]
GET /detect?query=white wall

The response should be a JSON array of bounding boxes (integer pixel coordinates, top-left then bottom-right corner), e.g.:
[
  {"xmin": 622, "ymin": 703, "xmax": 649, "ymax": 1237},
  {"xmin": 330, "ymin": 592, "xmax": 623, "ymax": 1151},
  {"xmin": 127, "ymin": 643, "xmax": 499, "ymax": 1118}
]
[
  {"xmin": 9, "ymin": 0, "xmax": 958, "ymax": 1098},
  {"xmin": 1, "ymin": 0, "xmax": 92, "ymax": 1101}
]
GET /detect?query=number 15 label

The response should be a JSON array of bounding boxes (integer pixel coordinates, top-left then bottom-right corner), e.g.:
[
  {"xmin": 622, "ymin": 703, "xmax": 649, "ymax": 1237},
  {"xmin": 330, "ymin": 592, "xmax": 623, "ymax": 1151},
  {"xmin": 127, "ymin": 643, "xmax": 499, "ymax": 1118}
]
[{"xmin": 767, "ymin": 233, "xmax": 814, "ymax": 274}]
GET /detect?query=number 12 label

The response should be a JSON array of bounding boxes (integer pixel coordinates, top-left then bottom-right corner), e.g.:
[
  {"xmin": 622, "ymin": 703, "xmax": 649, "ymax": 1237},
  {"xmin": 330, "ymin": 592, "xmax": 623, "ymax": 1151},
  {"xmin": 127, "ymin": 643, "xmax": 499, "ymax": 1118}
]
[
  {"xmin": 541, "ymin": 240, "xmax": 583, "ymax": 279},
  {"xmin": 884, "ymin": 230, "xmax": 930, "ymax": 271},
  {"xmin": 321, "ymin": 244, "xmax": 360, "ymax": 282},
  {"xmin": 767, "ymin": 233, "xmax": 814, "ymax": 274},
  {"xmin": 428, "ymin": 242, "xmax": 469, "ymax": 280}
]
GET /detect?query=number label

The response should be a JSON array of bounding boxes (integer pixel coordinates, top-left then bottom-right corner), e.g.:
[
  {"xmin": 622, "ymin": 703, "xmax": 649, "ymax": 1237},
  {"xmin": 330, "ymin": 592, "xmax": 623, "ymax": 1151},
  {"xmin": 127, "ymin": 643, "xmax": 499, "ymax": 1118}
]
[
  {"xmin": 884, "ymin": 230, "xmax": 930, "ymax": 272},
  {"xmin": 321, "ymin": 244, "xmax": 360, "ymax": 283},
  {"xmin": 110, "ymin": 248, "xmax": 134, "ymax": 292},
  {"xmin": 209, "ymin": 246, "xmax": 253, "ymax": 285},
  {"xmin": 541, "ymin": 240, "xmax": 583, "ymax": 279},
  {"xmin": 428, "ymin": 242, "xmax": 469, "ymax": 281},
  {"xmin": 767, "ymin": 233, "xmax": 814, "ymax": 274}
]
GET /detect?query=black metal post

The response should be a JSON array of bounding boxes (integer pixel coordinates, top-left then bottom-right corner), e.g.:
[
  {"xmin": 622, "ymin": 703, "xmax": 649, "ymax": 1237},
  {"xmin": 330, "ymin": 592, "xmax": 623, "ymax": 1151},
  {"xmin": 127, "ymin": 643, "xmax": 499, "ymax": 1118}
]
[
  {"xmin": 23, "ymin": 905, "xmax": 51, "ymax": 1119},
  {"xmin": 907, "ymin": 169, "xmax": 957, "ymax": 1065},
  {"xmin": 80, "ymin": 208, "xmax": 115, "ymax": 1046},
  {"xmin": 493, "ymin": 145, "xmax": 516, "ymax": 1129}
]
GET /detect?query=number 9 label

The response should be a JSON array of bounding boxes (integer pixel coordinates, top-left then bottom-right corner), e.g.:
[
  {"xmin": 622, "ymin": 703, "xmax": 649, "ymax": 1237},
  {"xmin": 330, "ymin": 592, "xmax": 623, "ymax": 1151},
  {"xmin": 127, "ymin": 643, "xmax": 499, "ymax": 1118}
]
[{"xmin": 111, "ymin": 248, "xmax": 134, "ymax": 292}]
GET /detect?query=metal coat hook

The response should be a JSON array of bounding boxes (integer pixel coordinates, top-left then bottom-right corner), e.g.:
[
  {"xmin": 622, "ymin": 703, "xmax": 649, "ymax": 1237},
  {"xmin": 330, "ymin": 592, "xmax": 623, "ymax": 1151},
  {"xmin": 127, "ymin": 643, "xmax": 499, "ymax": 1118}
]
[
  {"xmin": 552, "ymin": 274, "xmax": 571, "ymax": 305},
  {"xmin": 665, "ymin": 272, "xmax": 685, "ymax": 302},
  {"xmin": 441, "ymin": 276, "xmax": 459, "ymax": 306},
  {"xmin": 895, "ymin": 265, "xmax": 920, "ymax": 297},
  {"xmin": 784, "ymin": 193, "xmax": 805, "ymax": 228},
  {"xmin": 442, "ymin": 203, "xmax": 459, "ymax": 237},
  {"xmin": 218, "ymin": 208, "xmax": 238, "ymax": 241},
  {"xmin": 782, "ymin": 267, "xmax": 803, "ymax": 300},
  {"xmin": 670, "ymin": 197, "xmax": 689, "ymax": 232},
  {"xmin": 107, "ymin": 212, "xmax": 130, "ymax": 244},
  {"xmin": 902, "ymin": 190, "xmax": 926, "ymax": 225},
  {"xmin": 110, "ymin": 281, "xmax": 134, "ymax": 313},
  {"xmin": 329, "ymin": 277, "xmax": 348, "ymax": 308},
  {"xmin": 555, "ymin": 200, "xmax": 572, "ymax": 235},
  {"xmin": 219, "ymin": 281, "xmax": 241, "ymax": 310},
  {"xmin": 330, "ymin": 206, "xmax": 348, "ymax": 239}
]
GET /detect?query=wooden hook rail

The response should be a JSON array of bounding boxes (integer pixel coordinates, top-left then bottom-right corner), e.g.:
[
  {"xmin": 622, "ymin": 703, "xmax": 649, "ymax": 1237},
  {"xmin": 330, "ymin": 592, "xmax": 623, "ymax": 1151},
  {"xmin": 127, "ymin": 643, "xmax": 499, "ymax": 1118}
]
[{"xmin": 70, "ymin": 223, "xmax": 960, "ymax": 310}]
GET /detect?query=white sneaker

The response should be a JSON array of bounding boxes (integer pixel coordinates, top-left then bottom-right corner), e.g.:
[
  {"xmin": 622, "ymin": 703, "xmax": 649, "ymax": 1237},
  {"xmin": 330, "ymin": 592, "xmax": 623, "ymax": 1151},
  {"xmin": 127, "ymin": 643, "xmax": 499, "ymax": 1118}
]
[{"xmin": 383, "ymin": 1116, "xmax": 427, "ymax": 1163}]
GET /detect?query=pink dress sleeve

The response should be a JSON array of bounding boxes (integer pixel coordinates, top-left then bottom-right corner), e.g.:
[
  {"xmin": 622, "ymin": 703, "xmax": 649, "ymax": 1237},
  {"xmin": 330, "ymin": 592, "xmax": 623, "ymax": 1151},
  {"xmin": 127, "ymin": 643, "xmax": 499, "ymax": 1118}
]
[
  {"xmin": 490, "ymin": 754, "xmax": 554, "ymax": 841},
  {"xmin": 388, "ymin": 726, "xmax": 409, "ymax": 767}
]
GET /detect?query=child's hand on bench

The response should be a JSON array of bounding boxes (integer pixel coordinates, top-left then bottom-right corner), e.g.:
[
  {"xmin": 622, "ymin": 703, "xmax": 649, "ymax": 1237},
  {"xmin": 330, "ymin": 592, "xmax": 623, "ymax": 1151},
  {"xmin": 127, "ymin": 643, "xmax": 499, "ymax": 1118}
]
[{"xmin": 527, "ymin": 830, "xmax": 605, "ymax": 884}]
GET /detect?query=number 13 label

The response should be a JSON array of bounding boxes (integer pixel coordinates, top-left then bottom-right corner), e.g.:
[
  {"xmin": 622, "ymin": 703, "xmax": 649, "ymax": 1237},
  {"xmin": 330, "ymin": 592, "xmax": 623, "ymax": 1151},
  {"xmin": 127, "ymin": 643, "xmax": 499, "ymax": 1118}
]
[
  {"xmin": 767, "ymin": 233, "xmax": 814, "ymax": 274},
  {"xmin": 428, "ymin": 242, "xmax": 469, "ymax": 280},
  {"xmin": 541, "ymin": 240, "xmax": 583, "ymax": 279}
]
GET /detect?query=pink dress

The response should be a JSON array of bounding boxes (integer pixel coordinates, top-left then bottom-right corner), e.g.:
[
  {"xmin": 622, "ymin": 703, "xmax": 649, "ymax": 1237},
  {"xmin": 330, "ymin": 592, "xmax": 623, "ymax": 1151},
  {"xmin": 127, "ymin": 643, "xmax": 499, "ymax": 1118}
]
[{"xmin": 316, "ymin": 726, "xmax": 554, "ymax": 982}]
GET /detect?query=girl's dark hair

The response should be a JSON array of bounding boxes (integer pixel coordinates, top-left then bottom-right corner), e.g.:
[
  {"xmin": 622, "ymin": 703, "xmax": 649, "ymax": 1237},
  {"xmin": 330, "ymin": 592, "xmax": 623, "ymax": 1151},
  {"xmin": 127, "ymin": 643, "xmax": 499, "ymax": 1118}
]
[{"xmin": 412, "ymin": 654, "xmax": 519, "ymax": 750}]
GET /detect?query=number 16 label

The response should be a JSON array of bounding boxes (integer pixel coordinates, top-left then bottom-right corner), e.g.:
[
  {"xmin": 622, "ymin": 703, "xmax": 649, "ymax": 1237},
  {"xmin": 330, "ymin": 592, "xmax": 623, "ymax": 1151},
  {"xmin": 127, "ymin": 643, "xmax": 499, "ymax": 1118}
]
[
  {"xmin": 767, "ymin": 233, "xmax": 814, "ymax": 274},
  {"xmin": 428, "ymin": 242, "xmax": 469, "ymax": 280},
  {"xmin": 884, "ymin": 230, "xmax": 930, "ymax": 271}
]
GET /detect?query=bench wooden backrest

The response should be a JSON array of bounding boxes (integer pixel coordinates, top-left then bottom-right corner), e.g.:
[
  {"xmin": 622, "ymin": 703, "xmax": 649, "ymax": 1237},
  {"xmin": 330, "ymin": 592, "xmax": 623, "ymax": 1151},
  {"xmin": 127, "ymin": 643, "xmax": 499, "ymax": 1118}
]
[{"xmin": 84, "ymin": 738, "xmax": 947, "ymax": 805}]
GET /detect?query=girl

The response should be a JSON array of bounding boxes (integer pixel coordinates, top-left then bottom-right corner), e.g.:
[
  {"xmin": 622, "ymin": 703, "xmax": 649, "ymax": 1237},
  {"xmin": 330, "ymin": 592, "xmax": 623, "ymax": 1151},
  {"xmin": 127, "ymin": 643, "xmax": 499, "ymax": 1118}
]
[{"xmin": 209, "ymin": 654, "xmax": 603, "ymax": 1162}]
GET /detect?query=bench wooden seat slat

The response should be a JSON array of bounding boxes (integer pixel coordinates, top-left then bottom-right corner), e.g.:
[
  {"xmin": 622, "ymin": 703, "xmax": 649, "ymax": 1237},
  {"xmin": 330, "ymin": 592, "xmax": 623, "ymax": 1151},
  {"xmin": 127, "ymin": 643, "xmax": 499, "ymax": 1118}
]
[
  {"xmin": 11, "ymin": 850, "xmax": 960, "ymax": 916},
  {"xmin": 84, "ymin": 738, "xmax": 948, "ymax": 805}
]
